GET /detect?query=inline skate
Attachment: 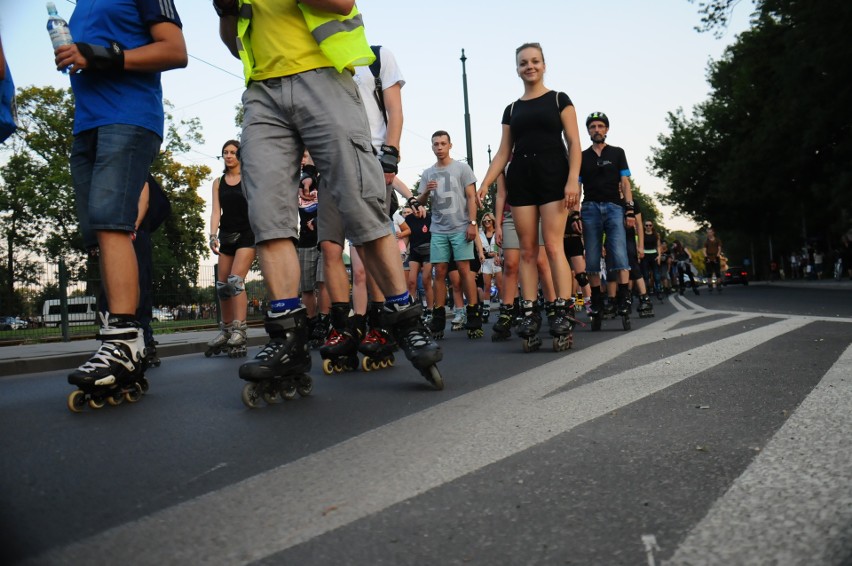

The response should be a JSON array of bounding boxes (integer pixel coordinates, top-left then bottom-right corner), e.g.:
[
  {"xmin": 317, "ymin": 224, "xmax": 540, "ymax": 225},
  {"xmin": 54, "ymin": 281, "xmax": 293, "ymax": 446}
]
[
  {"xmin": 143, "ymin": 340, "xmax": 161, "ymax": 369},
  {"xmin": 465, "ymin": 304, "xmax": 484, "ymax": 339},
  {"xmin": 481, "ymin": 301, "xmax": 491, "ymax": 323},
  {"xmin": 450, "ymin": 307, "xmax": 466, "ymax": 331},
  {"xmin": 67, "ymin": 318, "xmax": 149, "ymax": 413},
  {"xmin": 383, "ymin": 302, "xmax": 444, "ymax": 390},
  {"xmin": 319, "ymin": 304, "xmax": 360, "ymax": 374},
  {"xmin": 616, "ymin": 285, "xmax": 632, "ymax": 330},
  {"xmin": 204, "ymin": 321, "xmax": 231, "ymax": 357},
  {"xmin": 516, "ymin": 300, "xmax": 543, "ymax": 353},
  {"xmin": 429, "ymin": 306, "xmax": 447, "ymax": 340},
  {"xmin": 548, "ymin": 298, "xmax": 575, "ymax": 352},
  {"xmin": 491, "ymin": 302, "xmax": 515, "ymax": 341},
  {"xmin": 359, "ymin": 302, "xmax": 397, "ymax": 371},
  {"xmin": 637, "ymin": 294, "xmax": 655, "ymax": 318},
  {"xmin": 589, "ymin": 290, "xmax": 604, "ymax": 332},
  {"xmin": 238, "ymin": 309, "xmax": 312, "ymax": 408},
  {"xmin": 226, "ymin": 320, "xmax": 248, "ymax": 357},
  {"xmin": 308, "ymin": 312, "xmax": 330, "ymax": 349}
]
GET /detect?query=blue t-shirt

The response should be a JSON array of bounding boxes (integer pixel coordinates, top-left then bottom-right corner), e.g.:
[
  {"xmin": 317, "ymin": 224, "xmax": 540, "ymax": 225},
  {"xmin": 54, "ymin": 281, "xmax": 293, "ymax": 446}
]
[{"xmin": 69, "ymin": 0, "xmax": 182, "ymax": 137}]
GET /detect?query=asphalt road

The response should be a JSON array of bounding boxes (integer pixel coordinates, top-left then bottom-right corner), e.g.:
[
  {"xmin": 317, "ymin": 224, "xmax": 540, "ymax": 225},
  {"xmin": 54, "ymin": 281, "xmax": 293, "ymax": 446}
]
[{"xmin": 1, "ymin": 285, "xmax": 851, "ymax": 566}]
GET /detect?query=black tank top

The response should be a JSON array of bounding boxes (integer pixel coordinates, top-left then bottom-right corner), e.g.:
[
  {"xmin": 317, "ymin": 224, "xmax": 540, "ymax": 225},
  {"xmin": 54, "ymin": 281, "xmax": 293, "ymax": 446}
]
[
  {"xmin": 643, "ymin": 232, "xmax": 658, "ymax": 254},
  {"xmin": 217, "ymin": 175, "xmax": 251, "ymax": 234}
]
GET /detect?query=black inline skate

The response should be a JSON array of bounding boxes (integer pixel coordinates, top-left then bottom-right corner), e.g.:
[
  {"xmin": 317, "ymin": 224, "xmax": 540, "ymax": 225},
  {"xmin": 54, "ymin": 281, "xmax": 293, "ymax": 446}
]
[
  {"xmin": 516, "ymin": 300, "xmax": 543, "ymax": 353},
  {"xmin": 383, "ymin": 302, "xmax": 444, "ymax": 390},
  {"xmin": 491, "ymin": 302, "xmax": 515, "ymax": 342},
  {"xmin": 238, "ymin": 309, "xmax": 313, "ymax": 408},
  {"xmin": 589, "ymin": 289, "xmax": 604, "ymax": 332},
  {"xmin": 637, "ymin": 294, "xmax": 655, "ymax": 318},
  {"xmin": 319, "ymin": 304, "xmax": 361, "ymax": 375},
  {"xmin": 429, "ymin": 306, "xmax": 447, "ymax": 340},
  {"xmin": 67, "ymin": 318, "xmax": 149, "ymax": 413},
  {"xmin": 359, "ymin": 301, "xmax": 397, "ymax": 371},
  {"xmin": 226, "ymin": 320, "xmax": 248, "ymax": 358},
  {"xmin": 308, "ymin": 312, "xmax": 330, "ymax": 349},
  {"xmin": 481, "ymin": 301, "xmax": 491, "ymax": 323},
  {"xmin": 465, "ymin": 304, "xmax": 484, "ymax": 339},
  {"xmin": 144, "ymin": 340, "xmax": 161, "ymax": 369},
  {"xmin": 616, "ymin": 285, "xmax": 632, "ymax": 330},
  {"xmin": 204, "ymin": 321, "xmax": 231, "ymax": 357},
  {"xmin": 548, "ymin": 298, "xmax": 575, "ymax": 352}
]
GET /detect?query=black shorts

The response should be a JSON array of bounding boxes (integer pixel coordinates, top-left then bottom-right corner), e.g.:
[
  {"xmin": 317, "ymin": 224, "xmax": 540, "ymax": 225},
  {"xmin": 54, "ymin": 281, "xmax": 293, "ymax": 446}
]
[
  {"xmin": 505, "ymin": 151, "xmax": 569, "ymax": 207},
  {"xmin": 219, "ymin": 228, "xmax": 256, "ymax": 256},
  {"xmin": 447, "ymin": 255, "xmax": 481, "ymax": 273},
  {"xmin": 409, "ymin": 248, "xmax": 430, "ymax": 265},
  {"xmin": 564, "ymin": 234, "xmax": 584, "ymax": 258}
]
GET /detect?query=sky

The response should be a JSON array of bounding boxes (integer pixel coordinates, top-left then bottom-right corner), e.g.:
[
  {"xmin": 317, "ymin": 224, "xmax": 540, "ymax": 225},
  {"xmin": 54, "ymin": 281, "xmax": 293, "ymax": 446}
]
[{"xmin": 1, "ymin": 0, "xmax": 753, "ymax": 261}]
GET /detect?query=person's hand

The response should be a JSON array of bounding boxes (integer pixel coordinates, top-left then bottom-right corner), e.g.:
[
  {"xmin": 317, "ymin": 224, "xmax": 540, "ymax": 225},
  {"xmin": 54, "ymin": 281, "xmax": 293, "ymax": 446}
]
[
  {"xmin": 495, "ymin": 225, "xmax": 503, "ymax": 247},
  {"xmin": 425, "ymin": 179, "xmax": 438, "ymax": 193},
  {"xmin": 209, "ymin": 234, "xmax": 220, "ymax": 255},
  {"xmin": 475, "ymin": 186, "xmax": 488, "ymax": 209},
  {"xmin": 299, "ymin": 177, "xmax": 313, "ymax": 200},
  {"xmin": 563, "ymin": 180, "xmax": 580, "ymax": 209},
  {"xmin": 307, "ymin": 219, "xmax": 315, "ymax": 231},
  {"xmin": 465, "ymin": 224, "xmax": 476, "ymax": 242}
]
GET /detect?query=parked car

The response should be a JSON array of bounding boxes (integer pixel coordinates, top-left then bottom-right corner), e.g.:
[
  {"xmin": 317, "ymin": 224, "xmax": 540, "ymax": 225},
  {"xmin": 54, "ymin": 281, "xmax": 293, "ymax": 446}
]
[
  {"xmin": 723, "ymin": 266, "xmax": 749, "ymax": 286},
  {"xmin": 0, "ymin": 316, "xmax": 27, "ymax": 331},
  {"xmin": 151, "ymin": 308, "xmax": 174, "ymax": 322}
]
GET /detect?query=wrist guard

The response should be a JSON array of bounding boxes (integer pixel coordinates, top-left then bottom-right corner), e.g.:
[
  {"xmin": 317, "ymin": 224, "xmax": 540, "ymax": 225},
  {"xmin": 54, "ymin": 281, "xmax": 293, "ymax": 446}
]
[
  {"xmin": 300, "ymin": 164, "xmax": 319, "ymax": 189},
  {"xmin": 625, "ymin": 211, "xmax": 636, "ymax": 219},
  {"xmin": 212, "ymin": 0, "xmax": 239, "ymax": 17},
  {"xmin": 379, "ymin": 144, "xmax": 399, "ymax": 174},
  {"xmin": 405, "ymin": 196, "xmax": 422, "ymax": 213},
  {"xmin": 76, "ymin": 41, "xmax": 124, "ymax": 72}
]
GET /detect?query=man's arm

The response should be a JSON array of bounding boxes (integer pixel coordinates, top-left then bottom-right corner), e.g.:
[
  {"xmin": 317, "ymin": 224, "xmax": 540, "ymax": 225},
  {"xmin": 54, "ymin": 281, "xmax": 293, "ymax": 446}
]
[
  {"xmin": 381, "ymin": 82, "xmax": 403, "ymax": 185},
  {"xmin": 465, "ymin": 182, "xmax": 478, "ymax": 242},
  {"xmin": 55, "ymin": 21, "xmax": 187, "ymax": 73}
]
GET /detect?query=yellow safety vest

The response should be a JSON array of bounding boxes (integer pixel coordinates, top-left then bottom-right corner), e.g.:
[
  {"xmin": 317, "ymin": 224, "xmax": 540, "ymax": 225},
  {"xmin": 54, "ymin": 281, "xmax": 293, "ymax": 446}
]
[
  {"xmin": 297, "ymin": 3, "xmax": 375, "ymax": 73},
  {"xmin": 236, "ymin": 1, "xmax": 374, "ymax": 85}
]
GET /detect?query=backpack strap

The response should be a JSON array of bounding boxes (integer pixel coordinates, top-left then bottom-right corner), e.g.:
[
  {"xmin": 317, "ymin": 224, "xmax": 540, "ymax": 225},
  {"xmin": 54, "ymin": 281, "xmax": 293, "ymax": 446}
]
[{"xmin": 369, "ymin": 45, "xmax": 387, "ymax": 125}]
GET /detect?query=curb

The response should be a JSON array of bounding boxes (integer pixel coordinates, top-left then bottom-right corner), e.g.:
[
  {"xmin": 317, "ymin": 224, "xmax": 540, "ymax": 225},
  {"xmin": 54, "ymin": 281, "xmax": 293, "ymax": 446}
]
[{"xmin": 0, "ymin": 335, "xmax": 269, "ymax": 377}]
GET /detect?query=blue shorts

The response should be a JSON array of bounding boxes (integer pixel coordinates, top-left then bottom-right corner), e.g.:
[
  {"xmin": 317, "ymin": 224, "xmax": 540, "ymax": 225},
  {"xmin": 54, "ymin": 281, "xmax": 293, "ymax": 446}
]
[
  {"xmin": 71, "ymin": 125, "xmax": 161, "ymax": 249},
  {"xmin": 430, "ymin": 232, "xmax": 474, "ymax": 264},
  {"xmin": 581, "ymin": 201, "xmax": 629, "ymax": 273}
]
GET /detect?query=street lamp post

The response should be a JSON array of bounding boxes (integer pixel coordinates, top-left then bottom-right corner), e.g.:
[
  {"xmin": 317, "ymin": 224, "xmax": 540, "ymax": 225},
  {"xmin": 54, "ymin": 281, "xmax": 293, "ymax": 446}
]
[{"xmin": 461, "ymin": 49, "xmax": 473, "ymax": 172}]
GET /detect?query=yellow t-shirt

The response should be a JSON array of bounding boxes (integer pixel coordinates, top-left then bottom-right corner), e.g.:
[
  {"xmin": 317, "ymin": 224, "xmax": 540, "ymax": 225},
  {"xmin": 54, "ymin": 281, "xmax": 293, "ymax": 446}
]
[{"xmin": 248, "ymin": 0, "xmax": 334, "ymax": 81}]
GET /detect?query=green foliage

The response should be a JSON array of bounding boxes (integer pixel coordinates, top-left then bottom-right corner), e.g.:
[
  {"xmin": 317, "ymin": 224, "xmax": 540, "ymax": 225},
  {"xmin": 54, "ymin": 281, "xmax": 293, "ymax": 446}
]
[
  {"xmin": 651, "ymin": 0, "xmax": 852, "ymax": 275},
  {"xmin": 0, "ymin": 86, "xmax": 210, "ymax": 309}
]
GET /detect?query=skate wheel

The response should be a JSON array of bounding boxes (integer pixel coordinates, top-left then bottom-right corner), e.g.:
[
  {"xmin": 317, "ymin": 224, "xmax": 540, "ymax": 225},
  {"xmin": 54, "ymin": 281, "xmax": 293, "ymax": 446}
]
[
  {"xmin": 125, "ymin": 384, "xmax": 143, "ymax": 403},
  {"xmin": 67, "ymin": 390, "xmax": 86, "ymax": 413},
  {"xmin": 296, "ymin": 375, "xmax": 313, "ymax": 397},
  {"xmin": 262, "ymin": 384, "xmax": 282, "ymax": 404},
  {"xmin": 322, "ymin": 359, "xmax": 334, "ymax": 375},
  {"xmin": 139, "ymin": 377, "xmax": 150, "ymax": 393},
  {"xmin": 280, "ymin": 382, "xmax": 297, "ymax": 401},
  {"xmin": 241, "ymin": 382, "xmax": 262, "ymax": 409},
  {"xmin": 388, "ymin": 354, "xmax": 395, "ymax": 366},
  {"xmin": 591, "ymin": 317, "xmax": 602, "ymax": 331},
  {"xmin": 379, "ymin": 359, "xmax": 390, "ymax": 369},
  {"xmin": 88, "ymin": 397, "xmax": 106, "ymax": 410},
  {"xmin": 361, "ymin": 356, "xmax": 373, "ymax": 372},
  {"xmin": 423, "ymin": 365, "xmax": 444, "ymax": 391},
  {"xmin": 622, "ymin": 317, "xmax": 631, "ymax": 331},
  {"xmin": 522, "ymin": 340, "xmax": 534, "ymax": 353},
  {"xmin": 204, "ymin": 350, "xmax": 212, "ymax": 358},
  {"xmin": 107, "ymin": 390, "xmax": 124, "ymax": 406}
]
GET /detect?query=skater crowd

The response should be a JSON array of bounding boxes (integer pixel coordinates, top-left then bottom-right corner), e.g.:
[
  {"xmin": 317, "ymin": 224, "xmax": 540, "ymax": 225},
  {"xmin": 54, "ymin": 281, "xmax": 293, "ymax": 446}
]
[{"xmin": 55, "ymin": 0, "xmax": 721, "ymax": 412}]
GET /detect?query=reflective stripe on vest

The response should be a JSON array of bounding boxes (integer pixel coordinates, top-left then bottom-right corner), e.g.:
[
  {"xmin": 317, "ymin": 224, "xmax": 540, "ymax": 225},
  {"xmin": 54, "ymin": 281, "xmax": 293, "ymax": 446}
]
[
  {"xmin": 236, "ymin": 0, "xmax": 254, "ymax": 86},
  {"xmin": 297, "ymin": 3, "xmax": 375, "ymax": 73}
]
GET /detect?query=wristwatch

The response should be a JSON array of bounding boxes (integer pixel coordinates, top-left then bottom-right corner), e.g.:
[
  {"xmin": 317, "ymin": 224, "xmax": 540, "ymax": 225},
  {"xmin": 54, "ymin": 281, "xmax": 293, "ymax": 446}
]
[{"xmin": 469, "ymin": 220, "xmax": 477, "ymax": 226}]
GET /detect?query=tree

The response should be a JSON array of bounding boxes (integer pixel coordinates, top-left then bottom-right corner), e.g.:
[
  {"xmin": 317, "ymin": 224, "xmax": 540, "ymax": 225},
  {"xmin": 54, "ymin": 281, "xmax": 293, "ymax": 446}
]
[
  {"xmin": 0, "ymin": 86, "xmax": 210, "ymax": 308},
  {"xmin": 651, "ymin": 0, "xmax": 852, "ymax": 276}
]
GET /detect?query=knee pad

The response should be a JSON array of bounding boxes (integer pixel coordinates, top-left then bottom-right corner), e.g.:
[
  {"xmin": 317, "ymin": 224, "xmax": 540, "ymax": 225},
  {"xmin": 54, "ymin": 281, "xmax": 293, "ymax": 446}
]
[
  {"xmin": 575, "ymin": 271, "xmax": 589, "ymax": 289},
  {"xmin": 227, "ymin": 274, "xmax": 245, "ymax": 297},
  {"xmin": 216, "ymin": 281, "xmax": 231, "ymax": 300}
]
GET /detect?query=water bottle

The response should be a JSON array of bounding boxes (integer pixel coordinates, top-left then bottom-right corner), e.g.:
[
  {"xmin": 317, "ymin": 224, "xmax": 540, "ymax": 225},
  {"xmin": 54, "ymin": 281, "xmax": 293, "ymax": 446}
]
[{"xmin": 46, "ymin": 2, "xmax": 73, "ymax": 73}]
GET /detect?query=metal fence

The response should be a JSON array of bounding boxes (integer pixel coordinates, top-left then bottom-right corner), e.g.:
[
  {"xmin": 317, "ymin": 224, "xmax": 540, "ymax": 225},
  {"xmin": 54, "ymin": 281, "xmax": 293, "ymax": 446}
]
[{"xmin": 0, "ymin": 261, "xmax": 270, "ymax": 346}]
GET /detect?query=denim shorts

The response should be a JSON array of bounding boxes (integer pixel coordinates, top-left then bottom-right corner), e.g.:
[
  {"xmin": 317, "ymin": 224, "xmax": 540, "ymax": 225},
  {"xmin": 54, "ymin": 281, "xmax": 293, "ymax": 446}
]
[
  {"xmin": 430, "ymin": 232, "xmax": 474, "ymax": 264},
  {"xmin": 581, "ymin": 201, "xmax": 629, "ymax": 273},
  {"xmin": 70, "ymin": 125, "xmax": 161, "ymax": 249}
]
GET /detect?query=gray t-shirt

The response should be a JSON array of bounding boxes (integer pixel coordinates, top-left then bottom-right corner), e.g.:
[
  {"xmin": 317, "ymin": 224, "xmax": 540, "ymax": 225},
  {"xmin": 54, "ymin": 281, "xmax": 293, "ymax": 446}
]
[{"xmin": 421, "ymin": 160, "xmax": 477, "ymax": 234}]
